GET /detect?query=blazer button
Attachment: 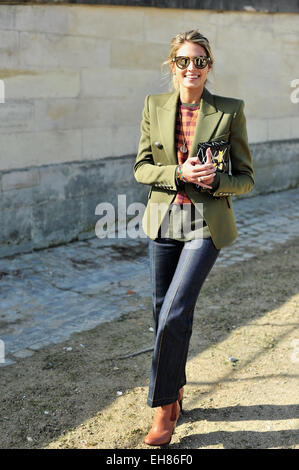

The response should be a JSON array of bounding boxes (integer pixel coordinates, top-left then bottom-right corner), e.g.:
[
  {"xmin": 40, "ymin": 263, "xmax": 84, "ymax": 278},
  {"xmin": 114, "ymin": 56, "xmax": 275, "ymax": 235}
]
[{"xmin": 154, "ymin": 141, "xmax": 163, "ymax": 150}]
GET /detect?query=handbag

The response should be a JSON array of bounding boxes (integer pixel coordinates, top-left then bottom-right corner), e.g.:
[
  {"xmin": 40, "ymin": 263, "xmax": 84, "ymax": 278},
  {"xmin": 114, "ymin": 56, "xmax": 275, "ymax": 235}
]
[
  {"xmin": 195, "ymin": 140, "xmax": 231, "ymax": 192},
  {"xmin": 196, "ymin": 140, "xmax": 231, "ymax": 175}
]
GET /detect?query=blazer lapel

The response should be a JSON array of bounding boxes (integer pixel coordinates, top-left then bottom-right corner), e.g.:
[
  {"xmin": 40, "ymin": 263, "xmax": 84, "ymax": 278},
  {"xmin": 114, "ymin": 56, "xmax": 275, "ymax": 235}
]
[
  {"xmin": 189, "ymin": 87, "xmax": 223, "ymax": 158},
  {"xmin": 157, "ymin": 90, "xmax": 180, "ymax": 165},
  {"xmin": 157, "ymin": 87, "xmax": 223, "ymax": 164}
]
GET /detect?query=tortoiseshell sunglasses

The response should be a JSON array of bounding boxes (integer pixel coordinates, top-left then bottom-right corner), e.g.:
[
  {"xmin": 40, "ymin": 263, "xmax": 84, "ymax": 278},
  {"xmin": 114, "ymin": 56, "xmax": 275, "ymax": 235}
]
[{"xmin": 172, "ymin": 56, "xmax": 211, "ymax": 69}]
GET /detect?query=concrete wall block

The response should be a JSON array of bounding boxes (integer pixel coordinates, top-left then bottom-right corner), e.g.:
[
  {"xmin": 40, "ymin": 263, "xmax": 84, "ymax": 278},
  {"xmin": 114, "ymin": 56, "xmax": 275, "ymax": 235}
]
[
  {"xmin": 82, "ymin": 127, "xmax": 114, "ymax": 159},
  {"xmin": 213, "ymin": 53, "xmax": 288, "ymax": 118},
  {"xmin": 2, "ymin": 69, "xmax": 80, "ymax": 100},
  {"xmin": 280, "ymin": 32, "xmax": 299, "ymax": 46},
  {"xmin": 68, "ymin": 5, "xmax": 145, "ymax": 41},
  {"xmin": 249, "ymin": 139, "xmax": 299, "ymax": 195},
  {"xmin": 35, "ymin": 159, "xmax": 139, "ymax": 205},
  {"xmin": 272, "ymin": 14, "xmax": 299, "ymax": 34},
  {"xmin": 0, "ymin": 160, "xmax": 109, "ymax": 211},
  {"xmin": 80, "ymin": 68, "xmax": 165, "ymax": 98},
  {"xmin": 0, "ymin": 30, "xmax": 19, "ymax": 68},
  {"xmin": 0, "ymin": 184, "xmax": 43, "ymax": 211},
  {"xmin": 31, "ymin": 198, "xmax": 84, "ymax": 244},
  {"xmin": 34, "ymin": 98, "xmax": 115, "ymax": 131},
  {"xmin": 20, "ymin": 31, "xmax": 110, "ymax": 68},
  {"xmin": 38, "ymin": 166, "xmax": 69, "ymax": 201},
  {"xmin": 110, "ymin": 39, "xmax": 169, "ymax": 70},
  {"xmin": 1, "ymin": 168, "xmax": 40, "ymax": 192},
  {"xmin": 83, "ymin": 124, "xmax": 140, "ymax": 160},
  {"xmin": 250, "ymin": 140, "xmax": 299, "ymax": 167},
  {"xmin": 111, "ymin": 125, "xmax": 140, "ymax": 157},
  {"xmin": 246, "ymin": 118, "xmax": 268, "ymax": 144},
  {"xmin": 63, "ymin": 169, "xmax": 96, "ymax": 200},
  {"xmin": 0, "ymin": 130, "xmax": 82, "ymax": 171},
  {"xmin": 267, "ymin": 117, "xmax": 293, "ymax": 142},
  {"xmin": 113, "ymin": 96, "xmax": 146, "ymax": 126},
  {"xmin": 253, "ymin": 159, "xmax": 299, "ymax": 194},
  {"xmin": 39, "ymin": 163, "xmax": 96, "ymax": 201},
  {"xmin": 215, "ymin": 23, "xmax": 274, "ymax": 51},
  {"xmin": 211, "ymin": 75, "xmax": 243, "ymax": 102},
  {"xmin": 290, "ymin": 116, "xmax": 299, "ymax": 139},
  {"xmin": 34, "ymin": 96, "xmax": 144, "ymax": 131},
  {"xmin": 27, "ymin": 156, "xmax": 140, "ymax": 248},
  {"xmin": 15, "ymin": 5, "xmax": 71, "ymax": 35},
  {"xmin": 143, "ymin": 8, "xmax": 186, "ymax": 44},
  {"xmin": 239, "ymin": 69, "xmax": 299, "ymax": 119},
  {"xmin": 0, "ymin": 102, "xmax": 34, "ymax": 132},
  {"xmin": 98, "ymin": 155, "xmax": 137, "ymax": 187},
  {"xmin": 81, "ymin": 193, "xmax": 106, "ymax": 232},
  {"xmin": 182, "ymin": 10, "xmax": 218, "ymax": 48},
  {"xmin": 0, "ymin": 206, "xmax": 32, "ymax": 246},
  {"xmin": 0, "ymin": 5, "xmax": 16, "ymax": 30},
  {"xmin": 214, "ymin": 10, "xmax": 274, "ymax": 30}
]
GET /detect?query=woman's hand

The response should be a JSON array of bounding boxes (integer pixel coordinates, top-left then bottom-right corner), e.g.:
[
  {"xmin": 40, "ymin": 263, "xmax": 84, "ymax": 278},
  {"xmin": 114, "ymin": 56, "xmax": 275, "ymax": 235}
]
[{"xmin": 181, "ymin": 147, "xmax": 216, "ymax": 189}]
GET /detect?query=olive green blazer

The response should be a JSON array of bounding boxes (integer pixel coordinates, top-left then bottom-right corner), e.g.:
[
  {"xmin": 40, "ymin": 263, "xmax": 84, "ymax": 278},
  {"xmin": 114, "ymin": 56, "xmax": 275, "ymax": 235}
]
[{"xmin": 134, "ymin": 87, "xmax": 254, "ymax": 249}]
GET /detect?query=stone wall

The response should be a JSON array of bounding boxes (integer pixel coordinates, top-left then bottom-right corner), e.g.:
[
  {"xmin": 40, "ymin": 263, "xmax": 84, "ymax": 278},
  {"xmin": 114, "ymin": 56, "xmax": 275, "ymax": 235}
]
[{"xmin": 0, "ymin": 3, "xmax": 298, "ymax": 255}]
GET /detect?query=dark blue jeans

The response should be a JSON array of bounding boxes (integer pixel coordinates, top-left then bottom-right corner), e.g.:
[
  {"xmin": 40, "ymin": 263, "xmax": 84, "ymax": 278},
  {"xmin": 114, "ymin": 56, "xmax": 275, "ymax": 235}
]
[{"xmin": 147, "ymin": 236, "xmax": 220, "ymax": 407}]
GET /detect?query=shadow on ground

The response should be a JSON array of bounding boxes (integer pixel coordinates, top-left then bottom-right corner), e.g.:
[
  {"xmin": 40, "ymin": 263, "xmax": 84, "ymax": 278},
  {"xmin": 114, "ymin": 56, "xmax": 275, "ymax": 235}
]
[{"xmin": 0, "ymin": 238, "xmax": 298, "ymax": 449}]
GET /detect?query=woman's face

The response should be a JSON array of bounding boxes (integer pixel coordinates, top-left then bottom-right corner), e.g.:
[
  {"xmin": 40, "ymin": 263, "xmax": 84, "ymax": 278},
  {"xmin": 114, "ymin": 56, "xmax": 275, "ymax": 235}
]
[{"xmin": 170, "ymin": 41, "xmax": 211, "ymax": 93}]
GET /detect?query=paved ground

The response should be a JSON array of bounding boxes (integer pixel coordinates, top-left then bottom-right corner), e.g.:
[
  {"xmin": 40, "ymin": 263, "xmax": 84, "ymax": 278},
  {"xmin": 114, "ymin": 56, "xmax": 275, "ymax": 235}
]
[{"xmin": 0, "ymin": 188, "xmax": 298, "ymax": 367}]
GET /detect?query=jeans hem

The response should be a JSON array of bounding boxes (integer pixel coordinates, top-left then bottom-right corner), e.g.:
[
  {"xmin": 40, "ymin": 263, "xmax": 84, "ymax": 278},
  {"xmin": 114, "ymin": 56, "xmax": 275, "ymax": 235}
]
[{"xmin": 147, "ymin": 395, "xmax": 178, "ymax": 408}]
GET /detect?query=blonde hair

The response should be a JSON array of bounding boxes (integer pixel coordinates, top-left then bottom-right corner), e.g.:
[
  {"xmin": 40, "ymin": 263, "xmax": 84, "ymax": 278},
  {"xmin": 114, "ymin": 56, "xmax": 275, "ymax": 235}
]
[{"xmin": 162, "ymin": 30, "xmax": 214, "ymax": 90}]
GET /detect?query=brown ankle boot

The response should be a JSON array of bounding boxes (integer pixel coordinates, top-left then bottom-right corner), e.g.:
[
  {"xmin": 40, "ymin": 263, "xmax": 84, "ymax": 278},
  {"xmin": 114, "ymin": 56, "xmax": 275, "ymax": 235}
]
[{"xmin": 144, "ymin": 401, "xmax": 180, "ymax": 446}]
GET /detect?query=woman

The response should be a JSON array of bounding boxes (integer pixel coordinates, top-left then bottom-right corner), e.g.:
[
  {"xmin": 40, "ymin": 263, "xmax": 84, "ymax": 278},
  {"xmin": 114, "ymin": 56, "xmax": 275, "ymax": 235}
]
[{"xmin": 134, "ymin": 30, "xmax": 254, "ymax": 446}]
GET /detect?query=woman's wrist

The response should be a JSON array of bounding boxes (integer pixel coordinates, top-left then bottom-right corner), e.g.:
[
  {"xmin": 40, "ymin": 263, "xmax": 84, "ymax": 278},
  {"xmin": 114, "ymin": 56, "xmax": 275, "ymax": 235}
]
[{"xmin": 176, "ymin": 164, "xmax": 187, "ymax": 183}]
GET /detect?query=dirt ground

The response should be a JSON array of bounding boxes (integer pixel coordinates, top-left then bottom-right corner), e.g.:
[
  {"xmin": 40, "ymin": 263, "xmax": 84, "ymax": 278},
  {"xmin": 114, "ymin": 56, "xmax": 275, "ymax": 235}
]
[{"xmin": 0, "ymin": 238, "xmax": 298, "ymax": 449}]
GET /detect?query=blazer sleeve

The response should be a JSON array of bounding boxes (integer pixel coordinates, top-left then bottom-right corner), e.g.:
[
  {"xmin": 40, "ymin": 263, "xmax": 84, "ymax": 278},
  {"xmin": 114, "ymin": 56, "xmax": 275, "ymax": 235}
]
[
  {"xmin": 210, "ymin": 100, "xmax": 254, "ymax": 197},
  {"xmin": 134, "ymin": 95, "xmax": 179, "ymax": 191}
]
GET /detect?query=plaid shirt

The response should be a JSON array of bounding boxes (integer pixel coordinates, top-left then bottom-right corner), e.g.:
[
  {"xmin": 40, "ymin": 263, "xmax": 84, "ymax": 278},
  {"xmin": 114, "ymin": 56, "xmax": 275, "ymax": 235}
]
[{"xmin": 173, "ymin": 103, "xmax": 200, "ymax": 205}]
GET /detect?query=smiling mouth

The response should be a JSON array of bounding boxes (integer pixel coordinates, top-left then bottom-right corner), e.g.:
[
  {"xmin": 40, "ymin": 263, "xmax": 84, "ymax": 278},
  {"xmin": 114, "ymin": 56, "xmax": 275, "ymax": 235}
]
[{"xmin": 184, "ymin": 74, "xmax": 201, "ymax": 79}]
